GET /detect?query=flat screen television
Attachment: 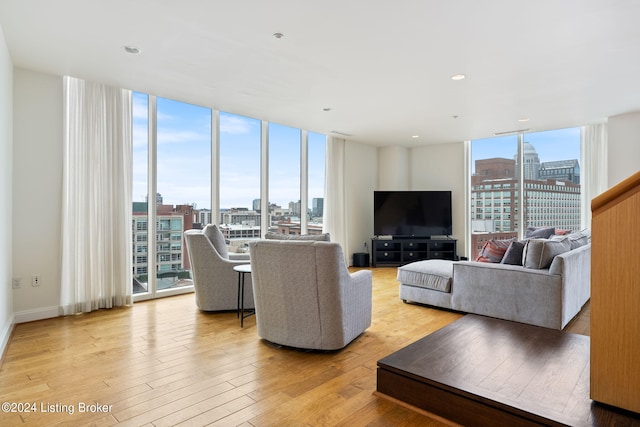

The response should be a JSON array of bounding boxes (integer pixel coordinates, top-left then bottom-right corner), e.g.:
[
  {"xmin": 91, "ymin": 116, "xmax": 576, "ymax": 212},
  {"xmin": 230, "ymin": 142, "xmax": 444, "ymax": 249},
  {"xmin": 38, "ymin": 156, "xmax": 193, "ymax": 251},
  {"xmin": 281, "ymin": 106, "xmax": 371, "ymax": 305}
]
[{"xmin": 374, "ymin": 190, "xmax": 452, "ymax": 238}]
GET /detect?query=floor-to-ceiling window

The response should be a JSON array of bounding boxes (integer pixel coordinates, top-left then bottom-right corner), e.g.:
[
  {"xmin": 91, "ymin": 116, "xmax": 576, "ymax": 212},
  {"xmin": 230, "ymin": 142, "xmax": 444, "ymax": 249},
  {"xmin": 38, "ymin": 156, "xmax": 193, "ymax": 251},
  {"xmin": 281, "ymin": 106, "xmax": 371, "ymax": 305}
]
[
  {"xmin": 268, "ymin": 123, "xmax": 301, "ymax": 235},
  {"xmin": 308, "ymin": 132, "xmax": 326, "ymax": 229},
  {"xmin": 521, "ymin": 128, "xmax": 581, "ymax": 233},
  {"xmin": 132, "ymin": 93, "xmax": 150, "ymax": 294},
  {"xmin": 132, "ymin": 95, "xmax": 211, "ymax": 297},
  {"xmin": 155, "ymin": 97, "xmax": 211, "ymax": 292},
  {"xmin": 132, "ymin": 92, "xmax": 326, "ymax": 298},
  {"xmin": 470, "ymin": 127, "xmax": 582, "ymax": 260},
  {"xmin": 219, "ymin": 112, "xmax": 261, "ymax": 251}
]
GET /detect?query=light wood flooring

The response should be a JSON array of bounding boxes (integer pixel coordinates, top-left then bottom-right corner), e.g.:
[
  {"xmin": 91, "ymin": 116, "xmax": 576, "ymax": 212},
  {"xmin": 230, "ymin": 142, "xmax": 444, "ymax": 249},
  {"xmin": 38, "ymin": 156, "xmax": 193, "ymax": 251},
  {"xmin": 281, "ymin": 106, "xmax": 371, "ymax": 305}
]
[{"xmin": 0, "ymin": 268, "xmax": 589, "ymax": 426}]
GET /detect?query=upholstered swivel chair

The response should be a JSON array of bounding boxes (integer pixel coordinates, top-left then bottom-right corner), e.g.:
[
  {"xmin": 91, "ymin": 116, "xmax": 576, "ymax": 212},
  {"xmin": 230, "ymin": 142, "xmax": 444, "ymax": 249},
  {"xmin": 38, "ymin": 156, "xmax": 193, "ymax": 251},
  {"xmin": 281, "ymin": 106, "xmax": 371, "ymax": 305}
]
[
  {"xmin": 184, "ymin": 224, "xmax": 254, "ymax": 311},
  {"xmin": 249, "ymin": 239, "xmax": 372, "ymax": 350}
]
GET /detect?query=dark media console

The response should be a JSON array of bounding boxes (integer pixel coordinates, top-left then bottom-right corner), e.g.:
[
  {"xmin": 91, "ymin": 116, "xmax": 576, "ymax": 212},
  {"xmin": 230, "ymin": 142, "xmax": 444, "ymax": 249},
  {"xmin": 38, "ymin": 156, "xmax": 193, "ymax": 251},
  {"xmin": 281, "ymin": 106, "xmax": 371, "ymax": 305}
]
[{"xmin": 371, "ymin": 237, "xmax": 457, "ymax": 267}]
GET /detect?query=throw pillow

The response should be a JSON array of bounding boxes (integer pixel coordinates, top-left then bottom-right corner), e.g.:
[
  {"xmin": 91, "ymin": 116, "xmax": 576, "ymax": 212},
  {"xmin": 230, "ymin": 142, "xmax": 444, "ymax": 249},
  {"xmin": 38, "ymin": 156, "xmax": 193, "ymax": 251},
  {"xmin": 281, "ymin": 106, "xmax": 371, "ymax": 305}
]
[
  {"xmin": 475, "ymin": 239, "xmax": 513, "ymax": 263},
  {"xmin": 524, "ymin": 226, "xmax": 556, "ymax": 239},
  {"xmin": 500, "ymin": 240, "xmax": 525, "ymax": 265},
  {"xmin": 522, "ymin": 237, "xmax": 571, "ymax": 269},
  {"xmin": 264, "ymin": 231, "xmax": 331, "ymax": 241}
]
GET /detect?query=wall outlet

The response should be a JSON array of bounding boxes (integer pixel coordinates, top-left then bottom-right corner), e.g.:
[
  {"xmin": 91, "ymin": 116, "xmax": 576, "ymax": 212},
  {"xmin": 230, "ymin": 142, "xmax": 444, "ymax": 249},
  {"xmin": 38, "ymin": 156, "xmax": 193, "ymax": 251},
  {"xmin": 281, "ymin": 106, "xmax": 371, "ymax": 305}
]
[
  {"xmin": 31, "ymin": 275, "xmax": 41, "ymax": 287},
  {"xmin": 12, "ymin": 278, "xmax": 22, "ymax": 289}
]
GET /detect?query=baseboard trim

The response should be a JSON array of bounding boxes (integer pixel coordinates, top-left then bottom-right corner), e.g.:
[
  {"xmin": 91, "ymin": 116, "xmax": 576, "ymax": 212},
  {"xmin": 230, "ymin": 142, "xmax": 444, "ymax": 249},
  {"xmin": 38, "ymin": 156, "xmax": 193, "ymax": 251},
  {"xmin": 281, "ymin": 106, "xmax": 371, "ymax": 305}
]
[
  {"xmin": 14, "ymin": 306, "xmax": 59, "ymax": 324},
  {"xmin": 0, "ymin": 314, "xmax": 16, "ymax": 366}
]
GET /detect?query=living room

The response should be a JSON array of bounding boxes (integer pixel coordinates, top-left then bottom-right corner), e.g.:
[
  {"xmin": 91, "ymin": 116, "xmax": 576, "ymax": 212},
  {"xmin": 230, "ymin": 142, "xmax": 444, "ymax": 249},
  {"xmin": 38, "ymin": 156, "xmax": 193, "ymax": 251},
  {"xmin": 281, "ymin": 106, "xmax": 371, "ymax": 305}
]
[{"xmin": 2, "ymin": 1, "xmax": 640, "ymax": 425}]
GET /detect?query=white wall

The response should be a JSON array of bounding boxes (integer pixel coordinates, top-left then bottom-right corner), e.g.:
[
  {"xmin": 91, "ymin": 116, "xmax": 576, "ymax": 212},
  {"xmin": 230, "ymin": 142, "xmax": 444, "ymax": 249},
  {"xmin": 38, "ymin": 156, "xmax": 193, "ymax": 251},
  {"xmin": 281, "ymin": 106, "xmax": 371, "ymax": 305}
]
[
  {"xmin": 608, "ymin": 111, "xmax": 640, "ymax": 187},
  {"xmin": 410, "ymin": 142, "xmax": 467, "ymax": 258},
  {"xmin": 345, "ymin": 141, "xmax": 377, "ymax": 261},
  {"xmin": 377, "ymin": 145, "xmax": 409, "ymax": 190},
  {"xmin": 12, "ymin": 68, "xmax": 63, "ymax": 321},
  {"xmin": 372, "ymin": 142, "xmax": 467, "ymax": 258},
  {"xmin": 0, "ymin": 25, "xmax": 14, "ymax": 354}
]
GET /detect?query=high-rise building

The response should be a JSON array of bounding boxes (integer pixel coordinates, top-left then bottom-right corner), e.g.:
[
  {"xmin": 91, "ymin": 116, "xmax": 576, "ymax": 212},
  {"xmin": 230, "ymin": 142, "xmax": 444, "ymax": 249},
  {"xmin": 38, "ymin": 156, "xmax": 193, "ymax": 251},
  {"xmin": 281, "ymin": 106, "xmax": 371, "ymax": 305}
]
[
  {"xmin": 515, "ymin": 142, "xmax": 541, "ymax": 180},
  {"xmin": 471, "ymin": 143, "xmax": 581, "ymax": 259},
  {"xmin": 221, "ymin": 208, "xmax": 261, "ymax": 226},
  {"xmin": 539, "ymin": 159, "xmax": 580, "ymax": 184},
  {"xmin": 198, "ymin": 209, "xmax": 212, "ymax": 226},
  {"xmin": 289, "ymin": 200, "xmax": 301, "ymax": 216},
  {"xmin": 132, "ymin": 199, "xmax": 200, "ymax": 293},
  {"xmin": 473, "ymin": 158, "xmax": 515, "ymax": 181},
  {"xmin": 312, "ymin": 197, "xmax": 324, "ymax": 218}
]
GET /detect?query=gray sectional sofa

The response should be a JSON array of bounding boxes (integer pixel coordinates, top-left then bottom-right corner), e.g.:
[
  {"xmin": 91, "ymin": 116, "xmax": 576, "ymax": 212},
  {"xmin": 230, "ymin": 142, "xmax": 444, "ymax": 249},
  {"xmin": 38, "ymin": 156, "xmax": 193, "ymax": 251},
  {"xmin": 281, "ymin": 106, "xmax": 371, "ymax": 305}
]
[{"xmin": 398, "ymin": 232, "xmax": 591, "ymax": 330}]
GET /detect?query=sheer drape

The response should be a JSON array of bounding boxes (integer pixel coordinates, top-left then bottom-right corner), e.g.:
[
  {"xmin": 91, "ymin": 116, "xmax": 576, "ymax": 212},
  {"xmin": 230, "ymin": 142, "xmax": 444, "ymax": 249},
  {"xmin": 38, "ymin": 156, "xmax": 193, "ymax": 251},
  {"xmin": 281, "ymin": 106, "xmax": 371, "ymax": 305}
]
[
  {"xmin": 60, "ymin": 77, "xmax": 133, "ymax": 315},
  {"xmin": 581, "ymin": 122, "xmax": 608, "ymax": 228},
  {"xmin": 323, "ymin": 136, "xmax": 348, "ymax": 260}
]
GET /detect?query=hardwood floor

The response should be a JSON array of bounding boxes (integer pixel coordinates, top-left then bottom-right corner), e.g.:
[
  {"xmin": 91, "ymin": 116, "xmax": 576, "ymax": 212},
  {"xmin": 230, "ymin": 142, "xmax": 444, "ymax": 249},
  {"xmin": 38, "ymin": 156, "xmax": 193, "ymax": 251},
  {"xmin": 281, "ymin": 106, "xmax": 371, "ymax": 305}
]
[{"xmin": 0, "ymin": 268, "xmax": 589, "ymax": 426}]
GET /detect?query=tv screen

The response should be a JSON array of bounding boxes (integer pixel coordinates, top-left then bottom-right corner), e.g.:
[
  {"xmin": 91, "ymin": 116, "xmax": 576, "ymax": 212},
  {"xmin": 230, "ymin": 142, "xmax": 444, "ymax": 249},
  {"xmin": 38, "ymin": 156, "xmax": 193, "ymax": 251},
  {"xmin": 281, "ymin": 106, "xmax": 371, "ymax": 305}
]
[{"xmin": 374, "ymin": 191, "xmax": 452, "ymax": 238}]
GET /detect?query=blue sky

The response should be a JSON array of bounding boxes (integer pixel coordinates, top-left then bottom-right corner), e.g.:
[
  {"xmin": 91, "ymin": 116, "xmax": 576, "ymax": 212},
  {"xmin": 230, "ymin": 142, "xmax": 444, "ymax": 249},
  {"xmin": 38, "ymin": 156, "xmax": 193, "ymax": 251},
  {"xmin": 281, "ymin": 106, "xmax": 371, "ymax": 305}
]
[
  {"xmin": 471, "ymin": 127, "xmax": 581, "ymax": 173},
  {"xmin": 132, "ymin": 92, "xmax": 326, "ymax": 211}
]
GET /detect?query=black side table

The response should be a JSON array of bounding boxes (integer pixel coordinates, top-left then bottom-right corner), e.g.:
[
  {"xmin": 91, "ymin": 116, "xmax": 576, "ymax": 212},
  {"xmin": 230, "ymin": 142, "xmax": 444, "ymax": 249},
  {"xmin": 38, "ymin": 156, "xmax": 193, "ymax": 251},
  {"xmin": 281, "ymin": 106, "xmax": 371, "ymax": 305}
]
[{"xmin": 233, "ymin": 264, "xmax": 253, "ymax": 327}]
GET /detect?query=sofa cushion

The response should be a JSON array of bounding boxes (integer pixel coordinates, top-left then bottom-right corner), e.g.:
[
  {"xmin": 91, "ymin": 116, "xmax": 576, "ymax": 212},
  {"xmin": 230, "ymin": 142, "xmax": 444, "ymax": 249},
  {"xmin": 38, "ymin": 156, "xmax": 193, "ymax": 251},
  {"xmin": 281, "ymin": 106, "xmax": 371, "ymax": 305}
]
[
  {"xmin": 397, "ymin": 260, "xmax": 454, "ymax": 293},
  {"xmin": 476, "ymin": 239, "xmax": 514, "ymax": 263},
  {"xmin": 523, "ymin": 237, "xmax": 571, "ymax": 269},
  {"xmin": 265, "ymin": 231, "xmax": 331, "ymax": 241},
  {"xmin": 500, "ymin": 240, "xmax": 526, "ymax": 265}
]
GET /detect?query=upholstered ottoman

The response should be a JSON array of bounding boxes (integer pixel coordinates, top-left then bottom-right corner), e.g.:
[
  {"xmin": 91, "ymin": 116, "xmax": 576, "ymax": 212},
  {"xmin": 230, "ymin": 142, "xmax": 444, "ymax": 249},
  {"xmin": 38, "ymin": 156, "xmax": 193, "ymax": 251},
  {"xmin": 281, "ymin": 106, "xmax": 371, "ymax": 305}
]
[{"xmin": 398, "ymin": 259, "xmax": 455, "ymax": 309}]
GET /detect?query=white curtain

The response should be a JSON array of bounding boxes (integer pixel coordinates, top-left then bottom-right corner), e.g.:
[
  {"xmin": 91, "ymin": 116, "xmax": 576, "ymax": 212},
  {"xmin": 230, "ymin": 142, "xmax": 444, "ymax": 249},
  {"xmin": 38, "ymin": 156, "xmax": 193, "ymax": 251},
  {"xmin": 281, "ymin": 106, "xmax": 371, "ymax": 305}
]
[
  {"xmin": 60, "ymin": 77, "xmax": 133, "ymax": 315},
  {"xmin": 581, "ymin": 122, "xmax": 608, "ymax": 229},
  {"xmin": 323, "ymin": 136, "xmax": 349, "ymax": 260}
]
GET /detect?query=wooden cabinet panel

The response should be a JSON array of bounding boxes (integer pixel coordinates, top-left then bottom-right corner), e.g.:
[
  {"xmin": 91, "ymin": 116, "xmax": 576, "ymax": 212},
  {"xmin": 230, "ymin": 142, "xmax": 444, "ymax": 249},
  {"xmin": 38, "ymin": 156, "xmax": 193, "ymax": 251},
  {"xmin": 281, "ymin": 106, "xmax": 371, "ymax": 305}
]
[{"xmin": 590, "ymin": 170, "xmax": 640, "ymax": 414}]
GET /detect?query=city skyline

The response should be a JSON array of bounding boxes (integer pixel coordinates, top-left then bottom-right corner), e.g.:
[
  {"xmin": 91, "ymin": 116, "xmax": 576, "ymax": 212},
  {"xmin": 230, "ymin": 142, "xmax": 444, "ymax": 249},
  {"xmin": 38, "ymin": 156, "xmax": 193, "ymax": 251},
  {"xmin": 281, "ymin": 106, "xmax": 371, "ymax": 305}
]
[{"xmin": 471, "ymin": 127, "xmax": 581, "ymax": 173}]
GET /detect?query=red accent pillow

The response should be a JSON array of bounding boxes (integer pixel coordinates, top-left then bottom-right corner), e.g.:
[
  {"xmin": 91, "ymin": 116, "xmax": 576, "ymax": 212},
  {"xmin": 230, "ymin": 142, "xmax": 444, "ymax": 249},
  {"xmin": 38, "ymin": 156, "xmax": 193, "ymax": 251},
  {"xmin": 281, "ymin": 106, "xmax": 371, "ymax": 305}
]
[{"xmin": 475, "ymin": 239, "xmax": 514, "ymax": 263}]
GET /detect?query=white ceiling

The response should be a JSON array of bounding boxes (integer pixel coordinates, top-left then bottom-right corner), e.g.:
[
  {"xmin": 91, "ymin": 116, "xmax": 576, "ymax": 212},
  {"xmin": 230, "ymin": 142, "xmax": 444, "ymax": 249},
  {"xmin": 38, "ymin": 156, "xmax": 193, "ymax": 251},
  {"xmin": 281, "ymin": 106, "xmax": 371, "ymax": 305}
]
[{"xmin": 2, "ymin": 0, "xmax": 640, "ymax": 147}]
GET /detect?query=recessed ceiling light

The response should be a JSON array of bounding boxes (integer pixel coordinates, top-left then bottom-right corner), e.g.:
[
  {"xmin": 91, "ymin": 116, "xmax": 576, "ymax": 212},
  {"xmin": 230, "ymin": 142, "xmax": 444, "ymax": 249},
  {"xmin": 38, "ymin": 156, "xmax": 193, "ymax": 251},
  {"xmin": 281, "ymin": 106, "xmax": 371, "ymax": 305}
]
[
  {"xmin": 518, "ymin": 118, "xmax": 530, "ymax": 122},
  {"xmin": 411, "ymin": 135, "xmax": 420, "ymax": 139},
  {"xmin": 451, "ymin": 74, "xmax": 466, "ymax": 81},
  {"xmin": 123, "ymin": 46, "xmax": 141, "ymax": 54},
  {"xmin": 273, "ymin": 32, "xmax": 284, "ymax": 39}
]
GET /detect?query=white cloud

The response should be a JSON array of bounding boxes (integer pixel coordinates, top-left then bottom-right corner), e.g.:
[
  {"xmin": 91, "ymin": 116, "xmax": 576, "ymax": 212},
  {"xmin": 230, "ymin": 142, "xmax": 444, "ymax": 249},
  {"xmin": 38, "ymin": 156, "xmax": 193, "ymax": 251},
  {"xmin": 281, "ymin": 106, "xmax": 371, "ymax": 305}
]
[
  {"xmin": 220, "ymin": 114, "xmax": 255, "ymax": 135},
  {"xmin": 132, "ymin": 126, "xmax": 148, "ymax": 148},
  {"xmin": 157, "ymin": 128, "xmax": 210, "ymax": 145},
  {"xmin": 132, "ymin": 96, "xmax": 148, "ymax": 119}
]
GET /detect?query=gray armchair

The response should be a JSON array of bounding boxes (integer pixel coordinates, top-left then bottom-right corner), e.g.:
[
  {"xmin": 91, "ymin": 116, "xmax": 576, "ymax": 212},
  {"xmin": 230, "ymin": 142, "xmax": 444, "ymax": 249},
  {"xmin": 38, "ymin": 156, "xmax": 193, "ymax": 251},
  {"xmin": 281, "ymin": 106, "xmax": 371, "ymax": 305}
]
[
  {"xmin": 249, "ymin": 239, "xmax": 372, "ymax": 350},
  {"xmin": 184, "ymin": 224, "xmax": 254, "ymax": 311}
]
